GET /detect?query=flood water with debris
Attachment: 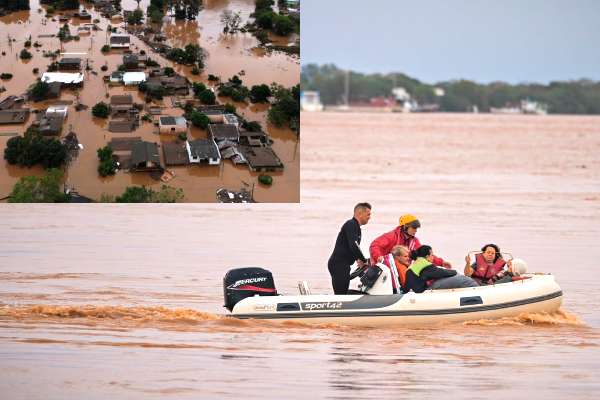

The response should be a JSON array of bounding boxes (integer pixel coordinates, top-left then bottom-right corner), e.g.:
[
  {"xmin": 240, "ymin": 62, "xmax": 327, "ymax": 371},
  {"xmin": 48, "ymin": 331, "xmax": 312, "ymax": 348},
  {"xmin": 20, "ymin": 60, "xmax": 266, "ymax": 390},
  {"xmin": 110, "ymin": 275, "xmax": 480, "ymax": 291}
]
[
  {"xmin": 0, "ymin": 0, "xmax": 299, "ymax": 202},
  {"xmin": 1, "ymin": 113, "xmax": 600, "ymax": 398}
]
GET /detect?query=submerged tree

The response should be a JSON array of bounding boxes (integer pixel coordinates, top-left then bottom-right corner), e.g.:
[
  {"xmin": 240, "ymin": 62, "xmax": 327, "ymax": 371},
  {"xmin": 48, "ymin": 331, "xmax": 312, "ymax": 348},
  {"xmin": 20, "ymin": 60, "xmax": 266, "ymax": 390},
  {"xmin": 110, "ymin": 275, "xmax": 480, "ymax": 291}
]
[
  {"xmin": 221, "ymin": 10, "xmax": 242, "ymax": 34},
  {"xmin": 168, "ymin": 0, "xmax": 202, "ymax": 20},
  {"xmin": 9, "ymin": 169, "xmax": 69, "ymax": 203}
]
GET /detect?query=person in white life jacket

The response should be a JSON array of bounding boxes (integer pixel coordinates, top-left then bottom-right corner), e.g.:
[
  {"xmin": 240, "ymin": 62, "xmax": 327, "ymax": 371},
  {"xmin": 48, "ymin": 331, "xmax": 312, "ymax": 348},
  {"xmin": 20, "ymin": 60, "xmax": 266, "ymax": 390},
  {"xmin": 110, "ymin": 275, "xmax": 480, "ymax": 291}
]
[{"xmin": 464, "ymin": 244, "xmax": 514, "ymax": 285}]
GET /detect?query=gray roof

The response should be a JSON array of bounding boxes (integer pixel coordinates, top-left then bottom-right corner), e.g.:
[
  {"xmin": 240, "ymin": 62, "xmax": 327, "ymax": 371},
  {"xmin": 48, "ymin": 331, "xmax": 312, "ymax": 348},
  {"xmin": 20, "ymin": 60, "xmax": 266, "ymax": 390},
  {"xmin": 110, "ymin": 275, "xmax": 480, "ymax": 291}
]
[
  {"xmin": 159, "ymin": 116, "xmax": 186, "ymax": 126},
  {"xmin": 110, "ymin": 94, "xmax": 133, "ymax": 105},
  {"xmin": 131, "ymin": 141, "xmax": 160, "ymax": 167},
  {"xmin": 189, "ymin": 139, "xmax": 220, "ymax": 160},
  {"xmin": 59, "ymin": 58, "xmax": 81, "ymax": 65},
  {"xmin": 110, "ymin": 35, "xmax": 130, "ymax": 44},
  {"xmin": 208, "ymin": 124, "xmax": 239, "ymax": 141}
]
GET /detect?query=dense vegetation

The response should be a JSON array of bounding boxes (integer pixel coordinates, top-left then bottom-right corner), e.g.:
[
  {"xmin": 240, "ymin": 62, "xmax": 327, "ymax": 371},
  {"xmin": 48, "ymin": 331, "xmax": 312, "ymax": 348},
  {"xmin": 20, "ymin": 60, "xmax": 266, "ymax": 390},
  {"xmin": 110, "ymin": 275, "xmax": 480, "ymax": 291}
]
[
  {"xmin": 301, "ymin": 63, "xmax": 600, "ymax": 114},
  {"xmin": 92, "ymin": 102, "xmax": 110, "ymax": 118},
  {"xmin": 8, "ymin": 169, "xmax": 69, "ymax": 203},
  {"xmin": 114, "ymin": 185, "xmax": 184, "ymax": 203},
  {"xmin": 268, "ymin": 84, "xmax": 299, "ymax": 132},
  {"xmin": 166, "ymin": 43, "xmax": 205, "ymax": 69},
  {"xmin": 0, "ymin": 0, "xmax": 30, "ymax": 12},
  {"xmin": 4, "ymin": 127, "xmax": 67, "ymax": 169},
  {"xmin": 97, "ymin": 146, "xmax": 117, "ymax": 177},
  {"xmin": 28, "ymin": 80, "xmax": 50, "ymax": 101},
  {"xmin": 146, "ymin": 0, "xmax": 202, "ymax": 22},
  {"xmin": 40, "ymin": 0, "xmax": 80, "ymax": 11}
]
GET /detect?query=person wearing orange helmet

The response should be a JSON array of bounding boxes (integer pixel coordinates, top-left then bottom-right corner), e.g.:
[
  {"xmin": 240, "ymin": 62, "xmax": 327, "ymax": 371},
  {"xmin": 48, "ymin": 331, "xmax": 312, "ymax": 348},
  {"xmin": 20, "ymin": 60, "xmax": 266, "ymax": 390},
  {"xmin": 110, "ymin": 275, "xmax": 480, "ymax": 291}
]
[{"xmin": 369, "ymin": 214, "xmax": 451, "ymax": 269}]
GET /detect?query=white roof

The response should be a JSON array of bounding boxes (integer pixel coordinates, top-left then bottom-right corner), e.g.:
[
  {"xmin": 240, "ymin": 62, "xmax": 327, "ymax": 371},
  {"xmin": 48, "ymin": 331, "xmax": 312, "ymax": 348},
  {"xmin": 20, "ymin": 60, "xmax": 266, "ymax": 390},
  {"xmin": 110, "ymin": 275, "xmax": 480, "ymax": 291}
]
[
  {"xmin": 41, "ymin": 72, "xmax": 84, "ymax": 84},
  {"xmin": 46, "ymin": 105, "xmax": 68, "ymax": 116},
  {"xmin": 122, "ymin": 72, "xmax": 146, "ymax": 85}
]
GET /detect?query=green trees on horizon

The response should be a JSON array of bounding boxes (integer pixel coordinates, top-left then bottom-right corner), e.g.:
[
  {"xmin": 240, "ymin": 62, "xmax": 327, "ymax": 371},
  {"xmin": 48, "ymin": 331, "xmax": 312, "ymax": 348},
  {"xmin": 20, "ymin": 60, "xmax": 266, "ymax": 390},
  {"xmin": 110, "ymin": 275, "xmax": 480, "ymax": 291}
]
[{"xmin": 301, "ymin": 63, "xmax": 600, "ymax": 114}]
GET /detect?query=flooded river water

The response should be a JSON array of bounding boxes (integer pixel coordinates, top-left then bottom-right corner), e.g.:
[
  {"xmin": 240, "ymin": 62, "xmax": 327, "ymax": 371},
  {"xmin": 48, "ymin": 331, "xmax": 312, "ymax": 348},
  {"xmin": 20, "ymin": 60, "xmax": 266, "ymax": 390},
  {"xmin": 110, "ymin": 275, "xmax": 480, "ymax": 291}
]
[
  {"xmin": 1, "ymin": 112, "xmax": 600, "ymax": 398},
  {"xmin": 0, "ymin": 0, "xmax": 299, "ymax": 202}
]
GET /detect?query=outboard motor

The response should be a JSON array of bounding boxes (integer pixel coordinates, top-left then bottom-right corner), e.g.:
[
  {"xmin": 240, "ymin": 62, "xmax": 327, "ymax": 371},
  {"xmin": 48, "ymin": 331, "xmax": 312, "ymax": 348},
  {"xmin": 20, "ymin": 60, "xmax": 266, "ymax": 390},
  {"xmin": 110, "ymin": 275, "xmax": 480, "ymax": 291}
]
[{"xmin": 223, "ymin": 267, "xmax": 277, "ymax": 311}]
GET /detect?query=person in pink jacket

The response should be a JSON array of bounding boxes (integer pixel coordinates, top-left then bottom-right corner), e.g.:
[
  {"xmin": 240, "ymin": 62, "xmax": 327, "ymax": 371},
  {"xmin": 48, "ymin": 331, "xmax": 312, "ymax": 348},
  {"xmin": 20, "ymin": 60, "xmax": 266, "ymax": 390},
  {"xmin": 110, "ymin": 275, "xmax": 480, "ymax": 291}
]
[{"xmin": 370, "ymin": 214, "xmax": 452, "ymax": 268}]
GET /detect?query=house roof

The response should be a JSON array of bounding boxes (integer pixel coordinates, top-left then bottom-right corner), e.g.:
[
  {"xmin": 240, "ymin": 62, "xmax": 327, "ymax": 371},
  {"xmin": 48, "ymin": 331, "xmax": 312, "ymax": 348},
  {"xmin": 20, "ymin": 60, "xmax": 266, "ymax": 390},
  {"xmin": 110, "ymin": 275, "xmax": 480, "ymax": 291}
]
[
  {"xmin": 0, "ymin": 109, "xmax": 29, "ymax": 124},
  {"xmin": 188, "ymin": 139, "xmax": 220, "ymax": 160},
  {"xmin": 122, "ymin": 72, "xmax": 146, "ymax": 84},
  {"xmin": 110, "ymin": 94, "xmax": 133, "ymax": 105},
  {"xmin": 208, "ymin": 123, "xmax": 239, "ymax": 141},
  {"xmin": 131, "ymin": 141, "xmax": 160, "ymax": 166},
  {"xmin": 159, "ymin": 116, "xmax": 186, "ymax": 126},
  {"xmin": 59, "ymin": 57, "xmax": 81, "ymax": 65},
  {"xmin": 110, "ymin": 34, "xmax": 130, "ymax": 44},
  {"xmin": 163, "ymin": 142, "xmax": 190, "ymax": 166},
  {"xmin": 41, "ymin": 72, "xmax": 84, "ymax": 84},
  {"xmin": 123, "ymin": 54, "xmax": 138, "ymax": 64}
]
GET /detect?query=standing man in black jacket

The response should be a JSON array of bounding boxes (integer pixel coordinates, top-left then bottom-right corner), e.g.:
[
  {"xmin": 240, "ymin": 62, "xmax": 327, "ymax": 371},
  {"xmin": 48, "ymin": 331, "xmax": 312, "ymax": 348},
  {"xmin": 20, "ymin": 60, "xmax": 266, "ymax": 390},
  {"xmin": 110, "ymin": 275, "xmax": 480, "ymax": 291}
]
[{"xmin": 328, "ymin": 203, "xmax": 372, "ymax": 294}]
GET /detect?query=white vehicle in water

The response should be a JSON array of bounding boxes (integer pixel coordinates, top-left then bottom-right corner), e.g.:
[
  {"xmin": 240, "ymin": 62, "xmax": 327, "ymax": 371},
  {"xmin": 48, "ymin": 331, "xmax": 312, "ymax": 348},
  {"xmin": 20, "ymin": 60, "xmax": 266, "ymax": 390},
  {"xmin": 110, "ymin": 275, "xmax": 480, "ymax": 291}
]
[{"xmin": 223, "ymin": 261, "xmax": 563, "ymax": 327}]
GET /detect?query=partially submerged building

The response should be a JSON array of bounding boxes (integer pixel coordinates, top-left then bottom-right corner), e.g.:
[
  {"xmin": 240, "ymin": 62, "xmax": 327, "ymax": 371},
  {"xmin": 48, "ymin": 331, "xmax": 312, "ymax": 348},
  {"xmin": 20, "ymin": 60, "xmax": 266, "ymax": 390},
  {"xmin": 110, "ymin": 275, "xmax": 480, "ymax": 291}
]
[
  {"xmin": 163, "ymin": 142, "xmax": 190, "ymax": 166},
  {"xmin": 208, "ymin": 123, "xmax": 240, "ymax": 142},
  {"xmin": 110, "ymin": 34, "xmax": 131, "ymax": 48},
  {"xmin": 122, "ymin": 71, "xmax": 146, "ymax": 85},
  {"xmin": 41, "ymin": 72, "xmax": 84, "ymax": 87},
  {"xmin": 122, "ymin": 53, "xmax": 147, "ymax": 70},
  {"xmin": 58, "ymin": 58, "xmax": 82, "ymax": 71},
  {"xmin": 110, "ymin": 94, "xmax": 135, "ymax": 116},
  {"xmin": 146, "ymin": 74, "xmax": 189, "ymax": 95},
  {"xmin": 158, "ymin": 116, "xmax": 187, "ymax": 134},
  {"xmin": 186, "ymin": 139, "xmax": 221, "ymax": 165},
  {"xmin": 0, "ymin": 109, "xmax": 29, "ymax": 124},
  {"xmin": 131, "ymin": 141, "xmax": 162, "ymax": 171},
  {"xmin": 239, "ymin": 145, "xmax": 284, "ymax": 172}
]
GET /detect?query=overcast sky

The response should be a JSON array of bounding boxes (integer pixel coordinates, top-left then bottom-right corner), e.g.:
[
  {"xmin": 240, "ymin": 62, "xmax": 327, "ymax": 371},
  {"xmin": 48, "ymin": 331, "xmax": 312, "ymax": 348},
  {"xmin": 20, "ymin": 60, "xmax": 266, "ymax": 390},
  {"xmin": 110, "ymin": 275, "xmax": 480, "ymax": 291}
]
[{"xmin": 301, "ymin": 0, "xmax": 600, "ymax": 84}]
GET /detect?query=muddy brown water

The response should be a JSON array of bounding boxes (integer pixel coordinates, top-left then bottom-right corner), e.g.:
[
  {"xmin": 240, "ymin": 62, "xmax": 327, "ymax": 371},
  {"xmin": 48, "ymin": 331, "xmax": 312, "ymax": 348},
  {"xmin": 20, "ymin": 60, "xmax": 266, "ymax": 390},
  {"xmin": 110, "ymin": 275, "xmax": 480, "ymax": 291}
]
[
  {"xmin": 1, "ymin": 112, "xmax": 599, "ymax": 398},
  {"xmin": 0, "ymin": 0, "xmax": 299, "ymax": 202}
]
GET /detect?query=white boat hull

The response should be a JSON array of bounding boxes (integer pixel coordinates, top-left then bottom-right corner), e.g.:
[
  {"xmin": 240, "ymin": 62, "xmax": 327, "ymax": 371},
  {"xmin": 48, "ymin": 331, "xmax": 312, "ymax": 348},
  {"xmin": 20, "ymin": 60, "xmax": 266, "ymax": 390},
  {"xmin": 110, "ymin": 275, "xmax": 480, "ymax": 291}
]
[{"xmin": 230, "ymin": 274, "xmax": 563, "ymax": 327}]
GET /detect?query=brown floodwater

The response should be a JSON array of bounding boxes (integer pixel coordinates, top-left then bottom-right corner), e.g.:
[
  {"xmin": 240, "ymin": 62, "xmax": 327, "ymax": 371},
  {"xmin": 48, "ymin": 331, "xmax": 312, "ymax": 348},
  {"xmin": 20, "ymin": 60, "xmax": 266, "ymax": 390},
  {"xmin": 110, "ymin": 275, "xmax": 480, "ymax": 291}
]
[
  {"xmin": 1, "ymin": 112, "xmax": 600, "ymax": 398},
  {"xmin": 0, "ymin": 0, "xmax": 300, "ymax": 202}
]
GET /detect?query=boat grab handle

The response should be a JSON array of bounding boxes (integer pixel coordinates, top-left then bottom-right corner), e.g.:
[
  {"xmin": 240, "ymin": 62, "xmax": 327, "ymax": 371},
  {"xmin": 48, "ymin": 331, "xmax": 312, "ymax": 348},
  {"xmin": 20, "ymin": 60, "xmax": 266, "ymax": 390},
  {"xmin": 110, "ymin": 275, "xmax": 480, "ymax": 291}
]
[{"xmin": 460, "ymin": 296, "xmax": 483, "ymax": 306}]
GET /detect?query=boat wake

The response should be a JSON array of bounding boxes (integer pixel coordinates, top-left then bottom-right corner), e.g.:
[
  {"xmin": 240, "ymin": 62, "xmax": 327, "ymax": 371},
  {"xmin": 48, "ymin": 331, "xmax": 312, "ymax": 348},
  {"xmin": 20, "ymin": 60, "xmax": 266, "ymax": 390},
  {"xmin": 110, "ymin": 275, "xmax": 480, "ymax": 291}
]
[
  {"xmin": 0, "ymin": 304, "xmax": 337, "ymax": 332},
  {"xmin": 463, "ymin": 308, "xmax": 584, "ymax": 326}
]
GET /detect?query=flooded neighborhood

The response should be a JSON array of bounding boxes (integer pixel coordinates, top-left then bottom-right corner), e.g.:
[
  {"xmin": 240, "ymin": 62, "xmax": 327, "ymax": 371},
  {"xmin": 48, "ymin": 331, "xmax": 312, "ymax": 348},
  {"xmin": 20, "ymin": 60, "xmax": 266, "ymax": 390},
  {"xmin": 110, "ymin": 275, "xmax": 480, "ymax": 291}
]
[{"xmin": 0, "ymin": 0, "xmax": 300, "ymax": 202}]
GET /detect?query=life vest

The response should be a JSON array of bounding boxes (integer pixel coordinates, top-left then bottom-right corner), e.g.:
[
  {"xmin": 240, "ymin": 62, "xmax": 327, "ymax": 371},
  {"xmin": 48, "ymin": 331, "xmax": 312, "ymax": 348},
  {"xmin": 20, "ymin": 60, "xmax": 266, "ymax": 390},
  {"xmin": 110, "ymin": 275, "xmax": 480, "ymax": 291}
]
[
  {"xmin": 383, "ymin": 254, "xmax": 408, "ymax": 292},
  {"xmin": 472, "ymin": 254, "xmax": 506, "ymax": 283}
]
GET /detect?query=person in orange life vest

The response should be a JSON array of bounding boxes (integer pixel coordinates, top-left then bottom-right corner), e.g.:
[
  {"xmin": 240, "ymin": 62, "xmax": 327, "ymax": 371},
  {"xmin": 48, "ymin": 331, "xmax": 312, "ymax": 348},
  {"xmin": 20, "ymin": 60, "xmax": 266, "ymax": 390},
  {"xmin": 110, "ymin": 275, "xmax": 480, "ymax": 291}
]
[
  {"xmin": 378, "ymin": 245, "xmax": 411, "ymax": 293},
  {"xmin": 369, "ymin": 214, "xmax": 452, "ymax": 269},
  {"xmin": 464, "ymin": 244, "xmax": 514, "ymax": 285}
]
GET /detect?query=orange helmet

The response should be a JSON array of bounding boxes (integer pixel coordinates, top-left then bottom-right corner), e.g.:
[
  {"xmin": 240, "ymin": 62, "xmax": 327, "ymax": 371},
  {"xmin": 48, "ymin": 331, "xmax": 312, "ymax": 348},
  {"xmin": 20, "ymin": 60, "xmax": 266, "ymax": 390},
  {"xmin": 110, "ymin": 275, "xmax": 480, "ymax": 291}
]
[{"xmin": 399, "ymin": 214, "xmax": 420, "ymax": 228}]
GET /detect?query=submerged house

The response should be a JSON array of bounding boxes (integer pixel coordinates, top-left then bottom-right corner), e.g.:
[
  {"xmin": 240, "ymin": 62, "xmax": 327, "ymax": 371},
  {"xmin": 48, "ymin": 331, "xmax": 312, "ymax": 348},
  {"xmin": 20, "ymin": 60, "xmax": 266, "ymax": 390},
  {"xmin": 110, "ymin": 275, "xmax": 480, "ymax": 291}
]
[
  {"xmin": 145, "ymin": 74, "xmax": 189, "ymax": 96},
  {"xmin": 208, "ymin": 123, "xmax": 240, "ymax": 142},
  {"xmin": 122, "ymin": 72, "xmax": 146, "ymax": 85},
  {"xmin": 41, "ymin": 72, "xmax": 84, "ymax": 87},
  {"xmin": 186, "ymin": 139, "xmax": 221, "ymax": 165},
  {"xmin": 130, "ymin": 141, "xmax": 162, "ymax": 171},
  {"xmin": 122, "ymin": 53, "xmax": 147, "ymax": 70},
  {"xmin": 109, "ymin": 34, "xmax": 131, "ymax": 48},
  {"xmin": 58, "ymin": 58, "xmax": 82, "ymax": 71},
  {"xmin": 110, "ymin": 94, "xmax": 135, "ymax": 115},
  {"xmin": 158, "ymin": 116, "xmax": 187, "ymax": 134}
]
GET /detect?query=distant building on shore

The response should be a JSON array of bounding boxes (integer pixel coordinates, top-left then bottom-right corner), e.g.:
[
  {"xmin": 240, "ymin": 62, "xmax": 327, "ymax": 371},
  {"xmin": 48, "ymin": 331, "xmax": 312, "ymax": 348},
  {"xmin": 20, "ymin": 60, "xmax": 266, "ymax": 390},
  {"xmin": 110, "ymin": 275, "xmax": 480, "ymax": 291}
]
[
  {"xmin": 490, "ymin": 99, "xmax": 547, "ymax": 115},
  {"xmin": 300, "ymin": 91, "xmax": 323, "ymax": 112}
]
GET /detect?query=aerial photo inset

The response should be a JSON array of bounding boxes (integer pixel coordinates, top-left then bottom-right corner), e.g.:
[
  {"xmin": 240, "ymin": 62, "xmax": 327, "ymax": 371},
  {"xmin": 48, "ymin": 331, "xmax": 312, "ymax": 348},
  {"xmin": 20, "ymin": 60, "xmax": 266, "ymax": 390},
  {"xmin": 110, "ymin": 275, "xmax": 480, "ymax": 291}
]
[{"xmin": 0, "ymin": 0, "xmax": 300, "ymax": 203}]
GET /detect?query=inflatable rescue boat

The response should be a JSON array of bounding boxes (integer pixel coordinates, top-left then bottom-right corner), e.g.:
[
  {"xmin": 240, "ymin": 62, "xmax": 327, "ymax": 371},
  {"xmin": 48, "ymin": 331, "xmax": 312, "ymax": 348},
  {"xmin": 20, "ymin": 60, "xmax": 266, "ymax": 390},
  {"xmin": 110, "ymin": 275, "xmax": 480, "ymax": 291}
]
[{"xmin": 223, "ymin": 263, "xmax": 563, "ymax": 327}]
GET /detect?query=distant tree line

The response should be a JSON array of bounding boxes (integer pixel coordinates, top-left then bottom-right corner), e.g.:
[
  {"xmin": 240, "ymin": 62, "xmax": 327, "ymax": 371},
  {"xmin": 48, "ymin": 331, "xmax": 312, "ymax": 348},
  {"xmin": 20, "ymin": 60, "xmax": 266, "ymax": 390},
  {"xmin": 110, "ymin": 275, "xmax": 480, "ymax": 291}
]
[
  {"xmin": 301, "ymin": 64, "xmax": 600, "ymax": 114},
  {"xmin": 0, "ymin": 0, "xmax": 30, "ymax": 11}
]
